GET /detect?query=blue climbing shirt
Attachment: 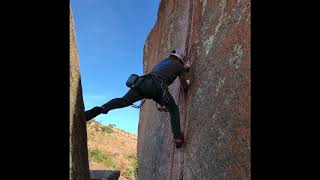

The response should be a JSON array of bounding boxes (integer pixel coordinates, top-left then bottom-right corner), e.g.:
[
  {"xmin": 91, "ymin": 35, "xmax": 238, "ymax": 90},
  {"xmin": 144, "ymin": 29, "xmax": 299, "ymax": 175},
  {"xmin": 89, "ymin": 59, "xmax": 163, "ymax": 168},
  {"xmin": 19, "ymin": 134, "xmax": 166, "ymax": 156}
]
[{"xmin": 149, "ymin": 57, "xmax": 185, "ymax": 86}]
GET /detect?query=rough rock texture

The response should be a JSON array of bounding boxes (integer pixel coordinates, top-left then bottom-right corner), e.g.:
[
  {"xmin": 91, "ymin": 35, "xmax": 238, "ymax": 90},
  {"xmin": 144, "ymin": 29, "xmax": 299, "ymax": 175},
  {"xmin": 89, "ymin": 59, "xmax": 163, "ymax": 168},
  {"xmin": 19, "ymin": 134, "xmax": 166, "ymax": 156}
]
[
  {"xmin": 90, "ymin": 170, "xmax": 120, "ymax": 180},
  {"xmin": 138, "ymin": 0, "xmax": 250, "ymax": 179},
  {"xmin": 70, "ymin": 9, "xmax": 90, "ymax": 180}
]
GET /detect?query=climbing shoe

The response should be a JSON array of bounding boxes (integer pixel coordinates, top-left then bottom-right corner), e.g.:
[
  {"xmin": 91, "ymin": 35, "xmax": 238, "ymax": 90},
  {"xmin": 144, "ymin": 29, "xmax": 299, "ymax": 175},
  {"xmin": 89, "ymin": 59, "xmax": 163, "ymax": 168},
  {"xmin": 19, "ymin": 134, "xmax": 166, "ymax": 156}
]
[
  {"xmin": 85, "ymin": 106, "xmax": 103, "ymax": 121},
  {"xmin": 174, "ymin": 133, "xmax": 184, "ymax": 149}
]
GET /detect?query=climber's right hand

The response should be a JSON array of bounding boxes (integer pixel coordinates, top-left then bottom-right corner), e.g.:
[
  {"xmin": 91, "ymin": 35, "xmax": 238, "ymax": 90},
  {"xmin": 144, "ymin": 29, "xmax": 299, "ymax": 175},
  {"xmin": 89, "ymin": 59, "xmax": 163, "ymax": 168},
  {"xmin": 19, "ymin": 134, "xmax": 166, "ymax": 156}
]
[
  {"xmin": 186, "ymin": 80, "xmax": 190, "ymax": 86},
  {"xmin": 179, "ymin": 73, "xmax": 189, "ymax": 92},
  {"xmin": 184, "ymin": 62, "xmax": 191, "ymax": 72},
  {"xmin": 183, "ymin": 80, "xmax": 190, "ymax": 92}
]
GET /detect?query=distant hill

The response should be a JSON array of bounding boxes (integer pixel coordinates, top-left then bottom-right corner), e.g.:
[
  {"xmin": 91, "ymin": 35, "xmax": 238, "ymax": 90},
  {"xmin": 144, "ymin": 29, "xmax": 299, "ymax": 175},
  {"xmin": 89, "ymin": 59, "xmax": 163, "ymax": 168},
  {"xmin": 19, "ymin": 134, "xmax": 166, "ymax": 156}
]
[{"xmin": 86, "ymin": 120, "xmax": 137, "ymax": 180}]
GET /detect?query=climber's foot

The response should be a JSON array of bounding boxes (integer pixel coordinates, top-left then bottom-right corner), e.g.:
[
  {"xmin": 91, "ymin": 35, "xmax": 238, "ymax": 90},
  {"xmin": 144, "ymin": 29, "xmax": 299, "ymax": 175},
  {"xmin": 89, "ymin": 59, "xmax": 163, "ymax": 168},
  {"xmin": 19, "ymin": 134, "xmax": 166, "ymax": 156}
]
[
  {"xmin": 85, "ymin": 106, "xmax": 103, "ymax": 121},
  {"xmin": 174, "ymin": 134, "xmax": 184, "ymax": 149}
]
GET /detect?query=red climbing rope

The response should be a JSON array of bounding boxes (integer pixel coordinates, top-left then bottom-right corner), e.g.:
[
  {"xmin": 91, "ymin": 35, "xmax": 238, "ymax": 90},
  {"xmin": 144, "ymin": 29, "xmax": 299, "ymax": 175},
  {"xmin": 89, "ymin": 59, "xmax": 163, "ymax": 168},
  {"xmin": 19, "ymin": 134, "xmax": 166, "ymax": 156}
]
[
  {"xmin": 169, "ymin": 84, "xmax": 190, "ymax": 180},
  {"xmin": 169, "ymin": 141, "xmax": 176, "ymax": 180},
  {"xmin": 169, "ymin": 29, "xmax": 194, "ymax": 178},
  {"xmin": 180, "ymin": 88, "xmax": 189, "ymax": 180}
]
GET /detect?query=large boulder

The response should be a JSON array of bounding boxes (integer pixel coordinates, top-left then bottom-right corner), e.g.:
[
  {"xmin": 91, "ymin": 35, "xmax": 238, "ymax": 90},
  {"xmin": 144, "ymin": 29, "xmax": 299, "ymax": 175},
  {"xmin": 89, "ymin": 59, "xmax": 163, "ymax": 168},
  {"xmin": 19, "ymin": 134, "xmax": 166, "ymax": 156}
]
[
  {"xmin": 138, "ymin": 0, "xmax": 250, "ymax": 179},
  {"xmin": 70, "ymin": 9, "xmax": 90, "ymax": 180},
  {"xmin": 90, "ymin": 170, "xmax": 120, "ymax": 180}
]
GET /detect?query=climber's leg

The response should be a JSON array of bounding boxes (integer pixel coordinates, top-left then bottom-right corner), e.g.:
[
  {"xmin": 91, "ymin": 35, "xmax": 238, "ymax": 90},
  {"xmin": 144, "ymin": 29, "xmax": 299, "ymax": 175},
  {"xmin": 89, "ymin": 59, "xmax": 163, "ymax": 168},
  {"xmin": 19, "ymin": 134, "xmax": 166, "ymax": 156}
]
[
  {"xmin": 163, "ymin": 91, "xmax": 182, "ymax": 140},
  {"xmin": 101, "ymin": 88, "xmax": 143, "ymax": 113},
  {"xmin": 163, "ymin": 92, "xmax": 184, "ymax": 148},
  {"xmin": 85, "ymin": 106, "xmax": 104, "ymax": 121},
  {"xmin": 85, "ymin": 88, "xmax": 143, "ymax": 121}
]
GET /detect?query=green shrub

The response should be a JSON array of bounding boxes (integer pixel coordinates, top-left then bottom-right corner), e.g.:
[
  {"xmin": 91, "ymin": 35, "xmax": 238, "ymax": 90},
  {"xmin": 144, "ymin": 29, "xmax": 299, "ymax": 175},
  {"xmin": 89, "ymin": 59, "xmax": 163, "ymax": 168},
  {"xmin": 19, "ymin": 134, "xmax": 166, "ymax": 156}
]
[
  {"xmin": 124, "ymin": 153, "xmax": 138, "ymax": 179},
  {"xmin": 102, "ymin": 124, "xmax": 116, "ymax": 133},
  {"xmin": 124, "ymin": 167, "xmax": 134, "ymax": 178},
  {"xmin": 89, "ymin": 149, "xmax": 116, "ymax": 168}
]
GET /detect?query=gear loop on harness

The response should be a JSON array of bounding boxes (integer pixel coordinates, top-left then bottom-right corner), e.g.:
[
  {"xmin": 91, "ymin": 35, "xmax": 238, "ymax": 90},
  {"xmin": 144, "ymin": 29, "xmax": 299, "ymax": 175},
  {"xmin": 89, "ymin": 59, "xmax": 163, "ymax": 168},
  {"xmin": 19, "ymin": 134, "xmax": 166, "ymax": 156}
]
[
  {"xmin": 151, "ymin": 74, "xmax": 169, "ymax": 112},
  {"xmin": 129, "ymin": 75, "xmax": 147, "ymax": 109}
]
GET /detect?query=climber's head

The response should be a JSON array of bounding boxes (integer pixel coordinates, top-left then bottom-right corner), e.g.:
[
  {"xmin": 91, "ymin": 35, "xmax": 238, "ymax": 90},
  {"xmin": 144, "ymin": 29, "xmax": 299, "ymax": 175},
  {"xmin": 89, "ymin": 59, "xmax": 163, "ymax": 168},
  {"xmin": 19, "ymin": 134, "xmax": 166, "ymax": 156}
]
[{"xmin": 169, "ymin": 49, "xmax": 185, "ymax": 62}]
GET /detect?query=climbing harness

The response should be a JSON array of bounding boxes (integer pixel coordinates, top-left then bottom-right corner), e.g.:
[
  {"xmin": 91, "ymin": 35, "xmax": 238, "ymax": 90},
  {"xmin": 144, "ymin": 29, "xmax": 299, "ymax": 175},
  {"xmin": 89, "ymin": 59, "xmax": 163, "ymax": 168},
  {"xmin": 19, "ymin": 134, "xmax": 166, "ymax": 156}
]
[
  {"xmin": 152, "ymin": 74, "xmax": 170, "ymax": 112},
  {"xmin": 157, "ymin": 79, "xmax": 169, "ymax": 112},
  {"xmin": 126, "ymin": 74, "xmax": 147, "ymax": 109}
]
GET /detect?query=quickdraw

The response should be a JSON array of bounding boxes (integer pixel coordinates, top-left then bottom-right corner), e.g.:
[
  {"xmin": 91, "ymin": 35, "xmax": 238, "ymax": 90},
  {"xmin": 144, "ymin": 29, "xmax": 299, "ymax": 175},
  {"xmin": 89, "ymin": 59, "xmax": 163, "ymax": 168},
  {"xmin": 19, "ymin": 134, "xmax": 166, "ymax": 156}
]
[{"xmin": 153, "ymin": 74, "xmax": 169, "ymax": 112}]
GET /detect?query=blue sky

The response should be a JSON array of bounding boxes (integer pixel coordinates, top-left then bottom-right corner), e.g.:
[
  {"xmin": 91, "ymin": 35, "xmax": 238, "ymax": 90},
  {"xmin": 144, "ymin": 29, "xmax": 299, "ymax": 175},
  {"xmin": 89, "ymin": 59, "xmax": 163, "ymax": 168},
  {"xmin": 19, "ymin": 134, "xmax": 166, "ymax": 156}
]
[{"xmin": 71, "ymin": 0, "xmax": 160, "ymax": 135}]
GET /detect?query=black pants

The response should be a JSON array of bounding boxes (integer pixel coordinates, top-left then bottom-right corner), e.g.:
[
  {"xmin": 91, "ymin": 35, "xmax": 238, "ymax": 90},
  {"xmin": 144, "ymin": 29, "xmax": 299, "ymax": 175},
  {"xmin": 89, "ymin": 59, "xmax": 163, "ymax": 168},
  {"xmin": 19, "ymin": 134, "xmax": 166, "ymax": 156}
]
[{"xmin": 101, "ymin": 76, "xmax": 181, "ymax": 139}]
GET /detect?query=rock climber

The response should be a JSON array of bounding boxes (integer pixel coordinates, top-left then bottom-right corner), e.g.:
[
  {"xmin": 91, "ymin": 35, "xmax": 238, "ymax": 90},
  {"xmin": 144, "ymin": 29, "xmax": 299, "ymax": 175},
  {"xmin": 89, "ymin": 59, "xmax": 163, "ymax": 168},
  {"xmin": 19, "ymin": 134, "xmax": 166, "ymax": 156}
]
[{"xmin": 84, "ymin": 49, "xmax": 190, "ymax": 148}]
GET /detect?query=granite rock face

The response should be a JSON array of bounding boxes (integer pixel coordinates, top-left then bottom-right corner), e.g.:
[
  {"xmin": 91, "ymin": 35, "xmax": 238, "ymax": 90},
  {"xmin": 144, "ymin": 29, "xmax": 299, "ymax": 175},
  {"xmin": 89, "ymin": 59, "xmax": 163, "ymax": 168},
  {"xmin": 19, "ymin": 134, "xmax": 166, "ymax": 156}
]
[
  {"xmin": 90, "ymin": 170, "xmax": 120, "ymax": 180},
  {"xmin": 70, "ymin": 9, "xmax": 90, "ymax": 180},
  {"xmin": 138, "ymin": 0, "xmax": 250, "ymax": 179}
]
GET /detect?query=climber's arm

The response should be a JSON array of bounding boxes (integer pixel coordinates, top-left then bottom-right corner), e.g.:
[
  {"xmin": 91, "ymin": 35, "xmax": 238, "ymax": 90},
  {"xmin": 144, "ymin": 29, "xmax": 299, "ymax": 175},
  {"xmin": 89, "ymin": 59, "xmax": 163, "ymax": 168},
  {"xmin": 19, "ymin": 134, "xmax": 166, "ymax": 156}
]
[{"xmin": 179, "ymin": 68, "xmax": 190, "ymax": 92}]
